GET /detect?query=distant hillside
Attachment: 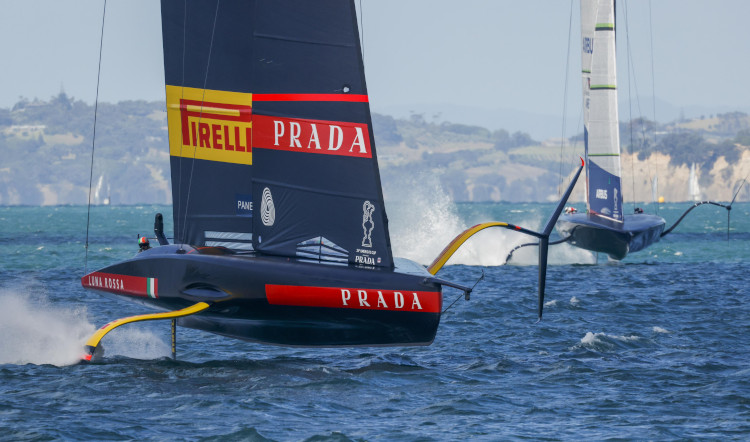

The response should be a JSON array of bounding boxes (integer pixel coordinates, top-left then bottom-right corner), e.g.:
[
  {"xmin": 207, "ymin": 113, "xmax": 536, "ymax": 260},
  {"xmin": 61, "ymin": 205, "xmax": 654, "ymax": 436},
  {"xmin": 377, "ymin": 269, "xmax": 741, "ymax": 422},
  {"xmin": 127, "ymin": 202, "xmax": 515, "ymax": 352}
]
[
  {"xmin": 0, "ymin": 94, "xmax": 169, "ymax": 205},
  {"xmin": 1, "ymin": 95, "xmax": 748, "ymax": 205},
  {"xmin": 375, "ymin": 112, "xmax": 750, "ymax": 203}
]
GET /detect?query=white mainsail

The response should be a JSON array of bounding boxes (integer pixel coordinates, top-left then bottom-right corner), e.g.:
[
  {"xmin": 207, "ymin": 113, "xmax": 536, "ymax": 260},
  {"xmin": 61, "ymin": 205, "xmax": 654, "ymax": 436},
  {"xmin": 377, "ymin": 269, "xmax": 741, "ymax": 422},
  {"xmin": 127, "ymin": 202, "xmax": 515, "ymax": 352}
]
[
  {"xmin": 689, "ymin": 163, "xmax": 701, "ymax": 201},
  {"xmin": 94, "ymin": 175, "xmax": 104, "ymax": 205},
  {"xmin": 581, "ymin": 0, "xmax": 623, "ymax": 222}
]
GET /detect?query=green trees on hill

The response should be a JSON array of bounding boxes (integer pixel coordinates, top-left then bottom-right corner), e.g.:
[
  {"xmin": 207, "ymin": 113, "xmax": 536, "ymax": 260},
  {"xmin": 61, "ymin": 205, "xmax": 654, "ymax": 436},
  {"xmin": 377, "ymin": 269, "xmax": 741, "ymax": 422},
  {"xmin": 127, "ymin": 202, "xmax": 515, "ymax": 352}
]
[
  {"xmin": 622, "ymin": 113, "xmax": 749, "ymax": 169},
  {"xmin": 493, "ymin": 129, "xmax": 536, "ymax": 151},
  {"xmin": 651, "ymin": 133, "xmax": 741, "ymax": 168}
]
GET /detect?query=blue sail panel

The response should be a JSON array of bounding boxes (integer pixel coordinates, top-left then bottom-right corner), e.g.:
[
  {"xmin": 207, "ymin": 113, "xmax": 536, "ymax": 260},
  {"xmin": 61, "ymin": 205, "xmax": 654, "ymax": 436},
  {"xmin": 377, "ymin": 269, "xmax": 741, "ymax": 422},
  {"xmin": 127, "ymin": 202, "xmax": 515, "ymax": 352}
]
[{"xmin": 587, "ymin": 159, "xmax": 623, "ymax": 222}]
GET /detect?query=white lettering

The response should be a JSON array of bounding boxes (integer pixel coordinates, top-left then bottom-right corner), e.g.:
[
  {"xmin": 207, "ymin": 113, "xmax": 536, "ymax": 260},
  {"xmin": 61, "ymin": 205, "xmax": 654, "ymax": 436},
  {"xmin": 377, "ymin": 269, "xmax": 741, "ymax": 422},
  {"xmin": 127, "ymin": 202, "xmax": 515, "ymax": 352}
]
[
  {"xmin": 411, "ymin": 292, "xmax": 423, "ymax": 310},
  {"xmin": 377, "ymin": 291, "xmax": 388, "ymax": 308},
  {"xmin": 349, "ymin": 127, "xmax": 367, "ymax": 153},
  {"xmin": 328, "ymin": 125, "xmax": 343, "ymax": 151},
  {"xmin": 341, "ymin": 289, "xmax": 351, "ymax": 306},
  {"xmin": 289, "ymin": 122, "xmax": 301, "ymax": 147},
  {"xmin": 307, "ymin": 124, "xmax": 320, "ymax": 149},
  {"xmin": 273, "ymin": 120, "xmax": 284, "ymax": 146},
  {"xmin": 357, "ymin": 290, "xmax": 370, "ymax": 307},
  {"xmin": 355, "ymin": 255, "xmax": 375, "ymax": 265},
  {"xmin": 394, "ymin": 291, "xmax": 404, "ymax": 309}
]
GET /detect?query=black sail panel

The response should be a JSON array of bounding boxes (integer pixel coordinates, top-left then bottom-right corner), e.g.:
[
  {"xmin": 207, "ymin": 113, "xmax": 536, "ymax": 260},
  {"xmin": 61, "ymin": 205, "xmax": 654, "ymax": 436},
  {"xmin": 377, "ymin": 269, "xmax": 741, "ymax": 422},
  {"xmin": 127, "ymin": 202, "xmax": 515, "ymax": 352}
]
[
  {"xmin": 162, "ymin": 0, "xmax": 256, "ymax": 250},
  {"xmin": 161, "ymin": 0, "xmax": 393, "ymax": 267},
  {"xmin": 250, "ymin": 0, "xmax": 392, "ymax": 268}
]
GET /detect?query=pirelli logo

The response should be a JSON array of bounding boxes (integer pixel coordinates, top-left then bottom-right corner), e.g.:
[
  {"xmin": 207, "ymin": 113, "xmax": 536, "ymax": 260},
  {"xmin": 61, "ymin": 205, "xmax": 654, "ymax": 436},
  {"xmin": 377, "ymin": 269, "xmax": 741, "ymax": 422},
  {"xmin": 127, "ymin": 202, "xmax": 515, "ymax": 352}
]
[
  {"xmin": 166, "ymin": 85, "xmax": 253, "ymax": 165},
  {"xmin": 166, "ymin": 86, "xmax": 373, "ymax": 164}
]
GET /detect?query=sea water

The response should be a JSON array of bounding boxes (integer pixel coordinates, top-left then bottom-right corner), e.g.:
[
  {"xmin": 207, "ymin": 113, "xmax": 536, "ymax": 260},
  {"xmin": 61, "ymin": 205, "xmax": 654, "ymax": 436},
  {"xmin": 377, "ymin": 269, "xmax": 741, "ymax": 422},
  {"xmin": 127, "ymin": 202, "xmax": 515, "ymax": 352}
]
[{"xmin": 0, "ymin": 202, "xmax": 748, "ymax": 440}]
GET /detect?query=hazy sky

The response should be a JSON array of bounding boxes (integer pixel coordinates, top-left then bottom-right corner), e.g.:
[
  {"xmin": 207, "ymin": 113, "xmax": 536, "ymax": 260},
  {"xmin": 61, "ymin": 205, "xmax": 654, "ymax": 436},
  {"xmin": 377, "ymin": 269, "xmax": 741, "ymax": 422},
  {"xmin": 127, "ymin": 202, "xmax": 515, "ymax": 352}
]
[{"xmin": 2, "ymin": 0, "xmax": 749, "ymax": 138}]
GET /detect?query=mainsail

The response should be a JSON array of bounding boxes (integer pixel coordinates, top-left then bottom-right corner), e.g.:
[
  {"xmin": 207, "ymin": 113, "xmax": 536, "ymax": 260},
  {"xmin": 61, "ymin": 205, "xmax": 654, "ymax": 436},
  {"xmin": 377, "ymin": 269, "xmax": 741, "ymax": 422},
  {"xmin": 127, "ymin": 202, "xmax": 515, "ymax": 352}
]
[
  {"xmin": 162, "ymin": 0, "xmax": 393, "ymax": 268},
  {"xmin": 581, "ymin": 0, "xmax": 623, "ymax": 222}
]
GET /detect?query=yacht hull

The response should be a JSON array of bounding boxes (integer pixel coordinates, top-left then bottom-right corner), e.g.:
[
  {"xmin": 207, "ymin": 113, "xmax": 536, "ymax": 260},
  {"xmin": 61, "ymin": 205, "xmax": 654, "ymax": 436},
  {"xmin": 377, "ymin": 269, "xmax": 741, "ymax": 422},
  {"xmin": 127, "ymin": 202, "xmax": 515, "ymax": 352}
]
[
  {"xmin": 557, "ymin": 213, "xmax": 665, "ymax": 260},
  {"xmin": 82, "ymin": 245, "xmax": 442, "ymax": 347}
]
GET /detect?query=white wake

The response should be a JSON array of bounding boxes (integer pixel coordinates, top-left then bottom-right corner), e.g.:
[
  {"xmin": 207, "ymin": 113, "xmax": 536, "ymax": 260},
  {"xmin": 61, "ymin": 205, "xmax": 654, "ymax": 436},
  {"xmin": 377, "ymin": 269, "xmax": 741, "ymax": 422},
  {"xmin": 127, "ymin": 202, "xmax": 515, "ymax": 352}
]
[
  {"xmin": 0, "ymin": 286, "xmax": 170, "ymax": 366},
  {"xmin": 385, "ymin": 172, "xmax": 595, "ymax": 267}
]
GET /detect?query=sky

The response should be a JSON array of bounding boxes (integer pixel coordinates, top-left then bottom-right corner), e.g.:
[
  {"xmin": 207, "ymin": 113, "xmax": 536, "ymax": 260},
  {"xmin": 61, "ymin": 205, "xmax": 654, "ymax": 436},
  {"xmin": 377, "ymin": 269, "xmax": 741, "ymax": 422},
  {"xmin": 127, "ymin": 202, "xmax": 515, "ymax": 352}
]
[{"xmin": 2, "ymin": 0, "xmax": 750, "ymax": 140}]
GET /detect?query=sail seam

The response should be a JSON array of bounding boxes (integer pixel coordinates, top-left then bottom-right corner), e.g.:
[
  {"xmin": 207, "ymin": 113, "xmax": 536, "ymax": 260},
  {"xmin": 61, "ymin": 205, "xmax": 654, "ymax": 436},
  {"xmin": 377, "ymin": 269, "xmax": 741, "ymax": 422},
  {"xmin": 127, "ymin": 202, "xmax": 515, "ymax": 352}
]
[
  {"xmin": 254, "ymin": 32, "xmax": 353, "ymax": 48},
  {"xmin": 253, "ymin": 178, "xmax": 377, "ymax": 200}
]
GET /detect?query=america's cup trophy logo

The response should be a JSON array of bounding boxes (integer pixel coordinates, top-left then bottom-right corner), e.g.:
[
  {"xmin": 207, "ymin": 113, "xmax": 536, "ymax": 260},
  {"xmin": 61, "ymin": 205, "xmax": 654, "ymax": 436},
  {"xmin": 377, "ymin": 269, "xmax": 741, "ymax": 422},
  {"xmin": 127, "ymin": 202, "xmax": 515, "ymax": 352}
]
[{"xmin": 361, "ymin": 201, "xmax": 375, "ymax": 247}]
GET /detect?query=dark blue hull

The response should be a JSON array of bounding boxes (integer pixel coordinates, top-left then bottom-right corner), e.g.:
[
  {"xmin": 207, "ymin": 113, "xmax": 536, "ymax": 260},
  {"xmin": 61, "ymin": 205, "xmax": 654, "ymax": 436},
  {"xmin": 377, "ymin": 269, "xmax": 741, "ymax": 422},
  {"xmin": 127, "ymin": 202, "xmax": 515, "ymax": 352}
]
[
  {"xmin": 82, "ymin": 245, "xmax": 442, "ymax": 347},
  {"xmin": 557, "ymin": 213, "xmax": 665, "ymax": 260}
]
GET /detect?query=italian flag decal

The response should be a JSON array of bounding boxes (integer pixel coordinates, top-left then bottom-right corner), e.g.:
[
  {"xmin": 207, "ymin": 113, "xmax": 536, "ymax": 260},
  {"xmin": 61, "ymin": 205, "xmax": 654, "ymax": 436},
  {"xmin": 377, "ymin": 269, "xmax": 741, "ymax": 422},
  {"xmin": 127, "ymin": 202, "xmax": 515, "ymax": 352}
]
[{"xmin": 147, "ymin": 278, "xmax": 157, "ymax": 298}]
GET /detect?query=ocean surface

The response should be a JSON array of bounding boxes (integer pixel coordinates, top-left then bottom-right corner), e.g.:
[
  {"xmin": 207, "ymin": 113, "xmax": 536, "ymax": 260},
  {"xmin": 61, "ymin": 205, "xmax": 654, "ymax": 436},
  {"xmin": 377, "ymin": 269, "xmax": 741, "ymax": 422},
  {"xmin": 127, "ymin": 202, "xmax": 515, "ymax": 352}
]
[{"xmin": 1, "ymin": 202, "xmax": 749, "ymax": 440}]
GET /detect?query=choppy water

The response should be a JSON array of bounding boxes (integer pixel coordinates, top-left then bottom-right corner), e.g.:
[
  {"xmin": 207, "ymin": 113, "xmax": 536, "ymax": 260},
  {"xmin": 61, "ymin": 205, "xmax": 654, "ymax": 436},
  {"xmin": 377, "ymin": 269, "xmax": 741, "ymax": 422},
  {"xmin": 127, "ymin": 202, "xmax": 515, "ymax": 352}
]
[{"xmin": 1, "ymin": 202, "xmax": 749, "ymax": 440}]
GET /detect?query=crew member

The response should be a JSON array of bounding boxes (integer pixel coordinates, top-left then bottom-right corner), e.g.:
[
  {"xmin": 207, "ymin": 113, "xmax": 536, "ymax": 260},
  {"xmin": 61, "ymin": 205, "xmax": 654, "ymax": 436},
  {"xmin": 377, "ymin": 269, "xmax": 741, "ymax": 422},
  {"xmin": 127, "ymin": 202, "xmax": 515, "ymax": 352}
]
[{"xmin": 138, "ymin": 236, "xmax": 151, "ymax": 252}]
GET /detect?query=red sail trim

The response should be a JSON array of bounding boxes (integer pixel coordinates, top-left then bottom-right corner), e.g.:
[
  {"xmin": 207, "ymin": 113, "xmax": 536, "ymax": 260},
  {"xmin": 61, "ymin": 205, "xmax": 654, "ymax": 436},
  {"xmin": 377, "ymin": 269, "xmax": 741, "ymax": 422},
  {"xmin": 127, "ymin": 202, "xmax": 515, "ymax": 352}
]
[
  {"xmin": 253, "ymin": 93, "xmax": 368, "ymax": 102},
  {"xmin": 266, "ymin": 284, "xmax": 441, "ymax": 313}
]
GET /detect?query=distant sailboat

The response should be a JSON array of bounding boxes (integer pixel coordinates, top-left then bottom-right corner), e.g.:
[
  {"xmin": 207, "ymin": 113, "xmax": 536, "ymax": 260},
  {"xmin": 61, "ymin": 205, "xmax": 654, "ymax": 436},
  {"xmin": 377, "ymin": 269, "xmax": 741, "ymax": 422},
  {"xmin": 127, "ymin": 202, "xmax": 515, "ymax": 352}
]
[
  {"xmin": 689, "ymin": 163, "xmax": 701, "ymax": 201},
  {"xmin": 94, "ymin": 175, "xmax": 111, "ymax": 205},
  {"xmin": 93, "ymin": 175, "xmax": 104, "ymax": 205},
  {"xmin": 556, "ymin": 0, "xmax": 665, "ymax": 260}
]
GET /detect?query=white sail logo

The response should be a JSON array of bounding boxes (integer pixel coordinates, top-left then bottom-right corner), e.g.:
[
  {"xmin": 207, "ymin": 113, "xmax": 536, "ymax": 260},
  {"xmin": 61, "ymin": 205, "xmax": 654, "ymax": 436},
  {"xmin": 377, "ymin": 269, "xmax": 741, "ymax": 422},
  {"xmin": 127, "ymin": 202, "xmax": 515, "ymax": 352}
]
[
  {"xmin": 261, "ymin": 187, "xmax": 275, "ymax": 227},
  {"xmin": 361, "ymin": 201, "xmax": 375, "ymax": 247}
]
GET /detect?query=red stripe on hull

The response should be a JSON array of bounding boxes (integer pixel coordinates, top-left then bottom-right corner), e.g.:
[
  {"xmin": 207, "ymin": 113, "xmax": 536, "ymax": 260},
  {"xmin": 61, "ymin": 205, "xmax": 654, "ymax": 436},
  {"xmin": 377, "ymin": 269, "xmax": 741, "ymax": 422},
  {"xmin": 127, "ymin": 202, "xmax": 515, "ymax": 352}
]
[
  {"xmin": 266, "ymin": 285, "xmax": 440, "ymax": 313},
  {"xmin": 81, "ymin": 272, "xmax": 158, "ymax": 298}
]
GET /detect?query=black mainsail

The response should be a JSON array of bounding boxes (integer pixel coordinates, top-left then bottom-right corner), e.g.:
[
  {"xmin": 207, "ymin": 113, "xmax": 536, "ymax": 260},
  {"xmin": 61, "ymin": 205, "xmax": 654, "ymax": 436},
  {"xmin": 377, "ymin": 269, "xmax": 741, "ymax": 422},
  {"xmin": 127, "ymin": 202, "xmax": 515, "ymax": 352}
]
[{"xmin": 163, "ymin": 0, "xmax": 392, "ymax": 267}]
